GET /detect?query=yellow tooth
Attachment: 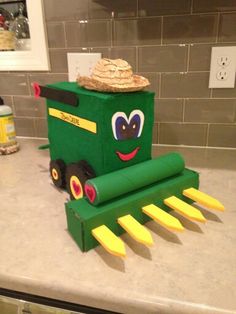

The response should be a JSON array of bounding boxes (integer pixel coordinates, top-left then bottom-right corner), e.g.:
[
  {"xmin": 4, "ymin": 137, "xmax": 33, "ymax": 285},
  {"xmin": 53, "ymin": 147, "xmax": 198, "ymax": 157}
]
[
  {"xmin": 142, "ymin": 204, "xmax": 184, "ymax": 232},
  {"xmin": 92, "ymin": 225, "xmax": 126, "ymax": 257},
  {"xmin": 118, "ymin": 214, "xmax": 153, "ymax": 247},
  {"xmin": 164, "ymin": 196, "xmax": 206, "ymax": 223},
  {"xmin": 183, "ymin": 187, "xmax": 225, "ymax": 211}
]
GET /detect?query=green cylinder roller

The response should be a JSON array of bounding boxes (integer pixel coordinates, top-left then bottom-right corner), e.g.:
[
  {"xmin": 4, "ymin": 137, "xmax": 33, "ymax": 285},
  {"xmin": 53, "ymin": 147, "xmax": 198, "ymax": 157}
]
[{"xmin": 84, "ymin": 152, "xmax": 185, "ymax": 206}]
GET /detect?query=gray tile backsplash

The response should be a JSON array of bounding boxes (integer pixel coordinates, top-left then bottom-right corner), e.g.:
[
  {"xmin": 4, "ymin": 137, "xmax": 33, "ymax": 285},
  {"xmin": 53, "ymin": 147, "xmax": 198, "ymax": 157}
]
[
  {"xmin": 138, "ymin": 0, "xmax": 191, "ymax": 17},
  {"xmin": 208, "ymin": 124, "xmax": 236, "ymax": 147},
  {"xmin": 44, "ymin": 0, "xmax": 89, "ymax": 21},
  {"xmin": 28, "ymin": 74, "xmax": 68, "ymax": 91},
  {"xmin": 1, "ymin": 0, "xmax": 236, "ymax": 148},
  {"xmin": 159, "ymin": 123, "xmax": 208, "ymax": 146},
  {"xmin": 1, "ymin": 96, "xmax": 13, "ymax": 109},
  {"xmin": 161, "ymin": 72, "xmax": 211, "ymax": 98},
  {"xmin": 48, "ymin": 48, "xmax": 88, "ymax": 73},
  {"xmin": 14, "ymin": 118, "xmax": 36, "ymax": 137},
  {"xmin": 185, "ymin": 99, "xmax": 236, "ymax": 123},
  {"xmin": 113, "ymin": 18, "xmax": 162, "ymax": 46},
  {"xmin": 218, "ymin": 13, "xmax": 236, "ymax": 42},
  {"xmin": 156, "ymin": 99, "xmax": 184, "ymax": 122},
  {"xmin": 192, "ymin": 0, "xmax": 236, "ymax": 13},
  {"xmin": 0, "ymin": 75, "xmax": 29, "ymax": 95},
  {"xmin": 189, "ymin": 44, "xmax": 213, "ymax": 71},
  {"xmin": 13, "ymin": 97, "xmax": 47, "ymax": 118},
  {"xmin": 65, "ymin": 20, "xmax": 111, "ymax": 47},
  {"xmin": 35, "ymin": 119, "xmax": 48, "ymax": 138},
  {"xmin": 89, "ymin": 0, "xmax": 137, "ymax": 19},
  {"xmin": 46, "ymin": 22, "xmax": 66, "ymax": 48},
  {"xmin": 138, "ymin": 45, "xmax": 188, "ymax": 72},
  {"xmin": 163, "ymin": 14, "xmax": 218, "ymax": 44}
]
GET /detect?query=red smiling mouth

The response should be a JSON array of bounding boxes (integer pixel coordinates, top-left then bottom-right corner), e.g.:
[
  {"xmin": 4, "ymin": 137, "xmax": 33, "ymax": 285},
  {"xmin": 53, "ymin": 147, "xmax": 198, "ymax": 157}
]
[{"xmin": 116, "ymin": 147, "xmax": 140, "ymax": 161}]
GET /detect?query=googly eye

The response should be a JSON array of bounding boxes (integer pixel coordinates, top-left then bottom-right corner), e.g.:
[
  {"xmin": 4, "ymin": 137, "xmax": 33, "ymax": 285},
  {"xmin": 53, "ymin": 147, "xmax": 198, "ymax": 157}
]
[{"xmin": 111, "ymin": 110, "xmax": 144, "ymax": 140}]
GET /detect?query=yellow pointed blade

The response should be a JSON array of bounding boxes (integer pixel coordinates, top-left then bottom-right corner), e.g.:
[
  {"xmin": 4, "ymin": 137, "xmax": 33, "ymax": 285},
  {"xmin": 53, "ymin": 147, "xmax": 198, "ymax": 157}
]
[
  {"xmin": 183, "ymin": 187, "xmax": 225, "ymax": 211},
  {"xmin": 142, "ymin": 204, "xmax": 184, "ymax": 232},
  {"xmin": 92, "ymin": 225, "xmax": 126, "ymax": 258},
  {"xmin": 164, "ymin": 196, "xmax": 206, "ymax": 223},
  {"xmin": 118, "ymin": 214, "xmax": 153, "ymax": 247}
]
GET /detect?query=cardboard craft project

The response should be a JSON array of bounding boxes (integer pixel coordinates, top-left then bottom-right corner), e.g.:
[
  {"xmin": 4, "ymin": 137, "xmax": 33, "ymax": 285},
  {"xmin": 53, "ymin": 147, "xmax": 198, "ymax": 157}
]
[{"xmin": 35, "ymin": 58, "xmax": 225, "ymax": 258}]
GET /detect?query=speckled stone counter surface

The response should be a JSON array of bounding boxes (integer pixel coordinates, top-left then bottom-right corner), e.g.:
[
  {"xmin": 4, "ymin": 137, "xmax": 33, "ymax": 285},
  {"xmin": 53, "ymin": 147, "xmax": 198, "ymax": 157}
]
[{"xmin": 0, "ymin": 138, "xmax": 236, "ymax": 314}]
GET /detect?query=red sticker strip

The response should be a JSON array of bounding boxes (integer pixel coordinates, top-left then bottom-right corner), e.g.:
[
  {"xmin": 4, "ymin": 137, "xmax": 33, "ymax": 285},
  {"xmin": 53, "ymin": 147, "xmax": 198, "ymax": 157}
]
[{"xmin": 33, "ymin": 82, "xmax": 41, "ymax": 98}]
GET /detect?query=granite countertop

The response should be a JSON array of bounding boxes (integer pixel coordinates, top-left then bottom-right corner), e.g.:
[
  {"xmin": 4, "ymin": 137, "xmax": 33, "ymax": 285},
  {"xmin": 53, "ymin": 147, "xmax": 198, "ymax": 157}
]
[{"xmin": 0, "ymin": 138, "xmax": 236, "ymax": 314}]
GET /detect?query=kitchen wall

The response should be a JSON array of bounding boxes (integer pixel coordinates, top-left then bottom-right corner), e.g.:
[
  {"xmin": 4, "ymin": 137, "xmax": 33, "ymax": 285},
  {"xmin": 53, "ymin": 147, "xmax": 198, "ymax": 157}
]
[{"xmin": 1, "ymin": 0, "xmax": 236, "ymax": 148}]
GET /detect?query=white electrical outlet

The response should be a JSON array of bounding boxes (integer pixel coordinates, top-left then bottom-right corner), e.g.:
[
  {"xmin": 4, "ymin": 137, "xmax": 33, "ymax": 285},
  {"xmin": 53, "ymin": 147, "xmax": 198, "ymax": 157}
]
[
  {"xmin": 217, "ymin": 56, "xmax": 230, "ymax": 67},
  {"xmin": 209, "ymin": 46, "xmax": 236, "ymax": 88},
  {"xmin": 67, "ymin": 53, "xmax": 101, "ymax": 82},
  {"xmin": 216, "ymin": 70, "xmax": 228, "ymax": 81}
]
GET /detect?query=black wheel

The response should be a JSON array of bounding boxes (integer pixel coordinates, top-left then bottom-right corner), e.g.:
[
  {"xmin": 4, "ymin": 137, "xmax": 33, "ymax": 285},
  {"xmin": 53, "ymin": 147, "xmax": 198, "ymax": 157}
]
[
  {"xmin": 66, "ymin": 162, "xmax": 95, "ymax": 200},
  {"xmin": 78, "ymin": 160, "xmax": 96, "ymax": 178},
  {"xmin": 49, "ymin": 159, "xmax": 66, "ymax": 188}
]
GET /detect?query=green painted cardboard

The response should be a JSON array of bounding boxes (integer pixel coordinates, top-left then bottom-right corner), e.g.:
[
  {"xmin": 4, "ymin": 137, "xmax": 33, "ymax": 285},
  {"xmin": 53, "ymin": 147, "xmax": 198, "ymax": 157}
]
[
  {"xmin": 85, "ymin": 152, "xmax": 185, "ymax": 205},
  {"xmin": 46, "ymin": 82, "xmax": 154, "ymax": 176},
  {"xmin": 65, "ymin": 168, "xmax": 199, "ymax": 252}
]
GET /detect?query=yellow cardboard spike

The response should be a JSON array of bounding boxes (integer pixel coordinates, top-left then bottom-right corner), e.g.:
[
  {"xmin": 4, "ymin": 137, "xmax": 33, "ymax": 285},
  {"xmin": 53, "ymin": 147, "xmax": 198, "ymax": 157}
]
[
  {"xmin": 183, "ymin": 187, "xmax": 225, "ymax": 211},
  {"xmin": 117, "ymin": 214, "xmax": 153, "ymax": 247},
  {"xmin": 92, "ymin": 225, "xmax": 126, "ymax": 257},
  {"xmin": 142, "ymin": 204, "xmax": 184, "ymax": 232},
  {"xmin": 164, "ymin": 196, "xmax": 206, "ymax": 223}
]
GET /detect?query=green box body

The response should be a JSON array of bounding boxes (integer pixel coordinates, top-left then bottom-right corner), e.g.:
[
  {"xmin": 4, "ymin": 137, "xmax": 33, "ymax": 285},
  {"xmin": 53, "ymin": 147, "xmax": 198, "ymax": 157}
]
[
  {"xmin": 65, "ymin": 168, "xmax": 199, "ymax": 252},
  {"xmin": 46, "ymin": 82, "xmax": 154, "ymax": 176},
  {"xmin": 43, "ymin": 82, "xmax": 200, "ymax": 254}
]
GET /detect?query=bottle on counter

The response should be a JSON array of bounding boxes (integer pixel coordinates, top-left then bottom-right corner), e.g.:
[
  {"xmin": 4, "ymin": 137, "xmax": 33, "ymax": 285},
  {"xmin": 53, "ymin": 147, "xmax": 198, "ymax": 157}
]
[
  {"xmin": 11, "ymin": 3, "xmax": 30, "ymax": 51},
  {"xmin": 0, "ymin": 97, "xmax": 19, "ymax": 155},
  {"xmin": 0, "ymin": 9, "xmax": 15, "ymax": 51}
]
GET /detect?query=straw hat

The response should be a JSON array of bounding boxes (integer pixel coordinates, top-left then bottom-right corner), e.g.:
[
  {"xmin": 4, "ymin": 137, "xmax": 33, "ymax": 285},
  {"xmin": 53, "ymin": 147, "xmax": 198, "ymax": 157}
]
[{"xmin": 77, "ymin": 58, "xmax": 150, "ymax": 93}]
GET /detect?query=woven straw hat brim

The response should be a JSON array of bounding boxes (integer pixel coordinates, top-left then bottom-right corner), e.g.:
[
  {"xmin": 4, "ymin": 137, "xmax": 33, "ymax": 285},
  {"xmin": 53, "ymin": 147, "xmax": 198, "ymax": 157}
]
[{"xmin": 77, "ymin": 75, "xmax": 150, "ymax": 93}]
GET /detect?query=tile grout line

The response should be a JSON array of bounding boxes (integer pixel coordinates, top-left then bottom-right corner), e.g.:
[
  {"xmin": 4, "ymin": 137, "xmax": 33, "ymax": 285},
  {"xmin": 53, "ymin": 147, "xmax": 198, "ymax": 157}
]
[
  {"xmin": 11, "ymin": 95, "xmax": 15, "ymax": 116},
  {"xmin": 26, "ymin": 74, "xmax": 31, "ymax": 96},
  {"xmin": 158, "ymin": 73, "xmax": 162, "ymax": 98},
  {"xmin": 15, "ymin": 115, "xmax": 47, "ymax": 119},
  {"xmin": 63, "ymin": 21, "xmax": 68, "ymax": 48},
  {"xmin": 190, "ymin": 0, "xmax": 194, "ymax": 14},
  {"xmin": 157, "ymin": 122, "xmax": 160, "ymax": 144},
  {"xmin": 210, "ymin": 88, "xmax": 213, "ymax": 98},
  {"xmin": 111, "ymin": 13, "xmax": 114, "ymax": 48},
  {"xmin": 206, "ymin": 123, "xmax": 210, "ymax": 146},
  {"xmin": 49, "ymin": 40, "xmax": 236, "ymax": 50},
  {"xmin": 215, "ymin": 12, "xmax": 221, "ymax": 43},
  {"xmin": 136, "ymin": 46, "xmax": 139, "ymax": 72},
  {"xmin": 160, "ymin": 16, "xmax": 163, "ymax": 45},
  {"xmin": 186, "ymin": 44, "xmax": 191, "ymax": 72},
  {"xmin": 234, "ymin": 103, "xmax": 236, "ymax": 123},
  {"xmin": 32, "ymin": 117, "xmax": 37, "ymax": 138},
  {"xmin": 3, "ymin": 93, "xmax": 236, "ymax": 100},
  {"xmin": 81, "ymin": 10, "xmax": 236, "ymax": 21},
  {"xmin": 152, "ymin": 143, "xmax": 236, "ymax": 150},
  {"xmin": 182, "ymin": 99, "xmax": 186, "ymax": 122},
  {"xmin": 151, "ymin": 121, "xmax": 236, "ymax": 126}
]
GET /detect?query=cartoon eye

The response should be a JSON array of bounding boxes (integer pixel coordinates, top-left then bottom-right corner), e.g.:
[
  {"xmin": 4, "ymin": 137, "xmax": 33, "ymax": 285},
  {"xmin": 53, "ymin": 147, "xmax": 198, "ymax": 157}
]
[{"xmin": 112, "ymin": 110, "xmax": 144, "ymax": 140}]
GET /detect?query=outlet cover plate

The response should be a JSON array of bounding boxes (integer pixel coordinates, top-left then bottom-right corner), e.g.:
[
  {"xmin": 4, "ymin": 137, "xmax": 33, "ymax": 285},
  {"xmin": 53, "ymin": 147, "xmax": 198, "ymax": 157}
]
[
  {"xmin": 67, "ymin": 53, "xmax": 101, "ymax": 82},
  {"xmin": 209, "ymin": 46, "xmax": 236, "ymax": 88}
]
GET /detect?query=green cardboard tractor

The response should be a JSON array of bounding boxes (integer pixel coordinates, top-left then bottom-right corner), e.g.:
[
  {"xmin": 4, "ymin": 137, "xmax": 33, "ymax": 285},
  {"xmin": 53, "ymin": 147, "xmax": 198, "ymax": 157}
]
[{"xmin": 34, "ymin": 81, "xmax": 224, "ymax": 257}]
